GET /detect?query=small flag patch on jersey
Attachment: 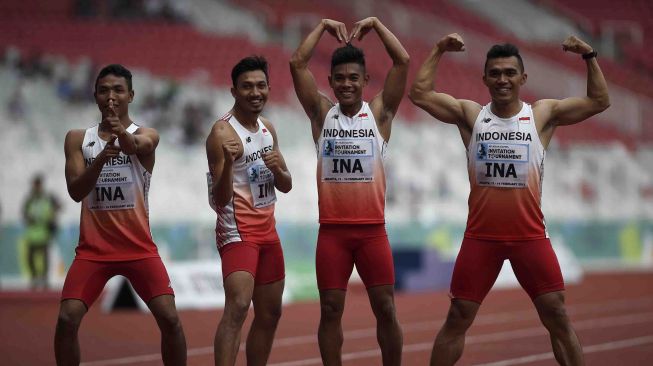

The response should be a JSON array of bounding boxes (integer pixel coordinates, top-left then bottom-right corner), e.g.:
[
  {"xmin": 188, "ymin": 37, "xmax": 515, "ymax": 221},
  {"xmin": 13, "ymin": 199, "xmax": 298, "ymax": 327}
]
[
  {"xmin": 519, "ymin": 117, "xmax": 530, "ymax": 123},
  {"xmin": 358, "ymin": 113, "xmax": 368, "ymax": 118},
  {"xmin": 262, "ymin": 128, "xmax": 269, "ymax": 134}
]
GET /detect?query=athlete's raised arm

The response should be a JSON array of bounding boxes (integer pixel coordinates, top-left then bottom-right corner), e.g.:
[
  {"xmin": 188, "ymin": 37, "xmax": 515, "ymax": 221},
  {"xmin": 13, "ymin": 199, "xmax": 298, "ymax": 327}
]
[
  {"xmin": 409, "ymin": 33, "xmax": 480, "ymax": 144},
  {"xmin": 261, "ymin": 118, "xmax": 292, "ymax": 194},
  {"xmin": 206, "ymin": 121, "xmax": 240, "ymax": 207},
  {"xmin": 64, "ymin": 130, "xmax": 120, "ymax": 202},
  {"xmin": 290, "ymin": 19, "xmax": 345, "ymax": 142},
  {"xmin": 354, "ymin": 17, "xmax": 410, "ymax": 140},
  {"xmin": 534, "ymin": 36, "xmax": 610, "ymax": 143}
]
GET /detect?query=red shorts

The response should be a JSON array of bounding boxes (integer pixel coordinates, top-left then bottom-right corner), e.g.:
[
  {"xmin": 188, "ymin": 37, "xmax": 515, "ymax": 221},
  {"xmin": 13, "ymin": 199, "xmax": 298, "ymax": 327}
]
[
  {"xmin": 450, "ymin": 237, "xmax": 564, "ymax": 303},
  {"xmin": 218, "ymin": 241, "xmax": 285, "ymax": 285},
  {"xmin": 316, "ymin": 224, "xmax": 395, "ymax": 290},
  {"xmin": 61, "ymin": 257, "xmax": 174, "ymax": 308}
]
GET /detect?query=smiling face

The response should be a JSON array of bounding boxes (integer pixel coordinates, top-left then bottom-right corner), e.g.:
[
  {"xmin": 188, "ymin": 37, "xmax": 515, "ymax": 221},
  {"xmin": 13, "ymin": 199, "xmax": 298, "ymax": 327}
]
[
  {"xmin": 231, "ymin": 69, "xmax": 269, "ymax": 114},
  {"xmin": 483, "ymin": 56, "xmax": 527, "ymax": 106},
  {"xmin": 94, "ymin": 74, "xmax": 134, "ymax": 118},
  {"xmin": 329, "ymin": 62, "xmax": 368, "ymax": 107}
]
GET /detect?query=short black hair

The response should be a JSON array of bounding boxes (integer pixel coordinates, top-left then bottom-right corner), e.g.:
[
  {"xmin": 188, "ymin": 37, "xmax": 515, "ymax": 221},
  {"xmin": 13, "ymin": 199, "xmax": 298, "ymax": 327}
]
[
  {"xmin": 484, "ymin": 43, "xmax": 524, "ymax": 73},
  {"xmin": 331, "ymin": 44, "xmax": 365, "ymax": 72},
  {"xmin": 231, "ymin": 56, "xmax": 269, "ymax": 87},
  {"xmin": 95, "ymin": 64, "xmax": 133, "ymax": 91}
]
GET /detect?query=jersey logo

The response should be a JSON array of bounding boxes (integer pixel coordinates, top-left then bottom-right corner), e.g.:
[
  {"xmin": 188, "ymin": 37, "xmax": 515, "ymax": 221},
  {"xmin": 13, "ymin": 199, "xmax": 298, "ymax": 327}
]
[
  {"xmin": 482, "ymin": 118, "xmax": 491, "ymax": 123},
  {"xmin": 246, "ymin": 136, "xmax": 252, "ymax": 143},
  {"xmin": 332, "ymin": 114, "xmax": 339, "ymax": 119},
  {"xmin": 87, "ymin": 141, "xmax": 95, "ymax": 147}
]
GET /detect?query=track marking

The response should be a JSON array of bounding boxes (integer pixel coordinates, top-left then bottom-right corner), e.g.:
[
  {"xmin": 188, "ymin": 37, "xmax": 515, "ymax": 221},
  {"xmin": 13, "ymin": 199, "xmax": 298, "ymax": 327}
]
[
  {"xmin": 79, "ymin": 296, "xmax": 653, "ymax": 365},
  {"xmin": 267, "ymin": 312, "xmax": 653, "ymax": 366},
  {"xmin": 473, "ymin": 335, "xmax": 653, "ymax": 366}
]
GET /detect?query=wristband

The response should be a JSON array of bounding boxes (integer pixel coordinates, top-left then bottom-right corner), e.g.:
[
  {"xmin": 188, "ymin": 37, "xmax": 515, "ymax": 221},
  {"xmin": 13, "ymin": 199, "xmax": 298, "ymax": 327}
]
[{"xmin": 582, "ymin": 51, "xmax": 597, "ymax": 60}]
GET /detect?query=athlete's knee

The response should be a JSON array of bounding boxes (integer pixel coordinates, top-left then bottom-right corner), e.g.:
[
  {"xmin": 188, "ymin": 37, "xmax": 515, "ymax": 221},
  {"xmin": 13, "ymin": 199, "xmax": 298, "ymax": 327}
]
[
  {"xmin": 155, "ymin": 310, "xmax": 183, "ymax": 335},
  {"xmin": 224, "ymin": 297, "xmax": 251, "ymax": 325},
  {"xmin": 56, "ymin": 306, "xmax": 85, "ymax": 333},
  {"xmin": 262, "ymin": 303, "xmax": 283, "ymax": 324},
  {"xmin": 535, "ymin": 292, "xmax": 570, "ymax": 328},
  {"xmin": 320, "ymin": 299, "xmax": 345, "ymax": 321},
  {"xmin": 444, "ymin": 300, "xmax": 477, "ymax": 332},
  {"xmin": 538, "ymin": 303, "xmax": 570, "ymax": 329},
  {"xmin": 371, "ymin": 297, "xmax": 397, "ymax": 323}
]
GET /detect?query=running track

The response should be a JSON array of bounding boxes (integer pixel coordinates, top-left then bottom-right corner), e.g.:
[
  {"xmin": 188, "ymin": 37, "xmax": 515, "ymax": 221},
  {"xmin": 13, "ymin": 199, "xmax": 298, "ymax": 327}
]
[{"xmin": 1, "ymin": 271, "xmax": 652, "ymax": 365}]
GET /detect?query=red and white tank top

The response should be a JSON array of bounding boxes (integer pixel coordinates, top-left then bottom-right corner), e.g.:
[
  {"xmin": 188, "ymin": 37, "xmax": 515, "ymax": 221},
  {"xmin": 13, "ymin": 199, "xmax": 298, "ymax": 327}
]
[
  {"xmin": 76, "ymin": 123, "xmax": 159, "ymax": 261},
  {"xmin": 316, "ymin": 102, "xmax": 387, "ymax": 224},
  {"xmin": 465, "ymin": 102, "xmax": 548, "ymax": 240},
  {"xmin": 208, "ymin": 114, "xmax": 279, "ymax": 248}
]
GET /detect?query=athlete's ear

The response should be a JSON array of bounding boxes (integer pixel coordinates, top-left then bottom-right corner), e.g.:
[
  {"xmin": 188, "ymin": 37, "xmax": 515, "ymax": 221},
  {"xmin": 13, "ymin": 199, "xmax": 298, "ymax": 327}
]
[
  {"xmin": 364, "ymin": 73, "xmax": 369, "ymax": 86},
  {"xmin": 129, "ymin": 90, "xmax": 134, "ymax": 103},
  {"xmin": 520, "ymin": 73, "xmax": 527, "ymax": 86},
  {"xmin": 230, "ymin": 86, "xmax": 236, "ymax": 98},
  {"xmin": 328, "ymin": 75, "xmax": 333, "ymax": 88}
]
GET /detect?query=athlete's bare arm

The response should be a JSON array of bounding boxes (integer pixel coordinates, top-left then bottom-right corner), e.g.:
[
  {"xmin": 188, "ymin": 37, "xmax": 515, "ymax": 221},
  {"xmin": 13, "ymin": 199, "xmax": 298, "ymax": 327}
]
[
  {"xmin": 64, "ymin": 130, "xmax": 121, "ymax": 202},
  {"xmin": 409, "ymin": 33, "xmax": 481, "ymax": 147},
  {"xmin": 290, "ymin": 19, "xmax": 344, "ymax": 142},
  {"xmin": 261, "ymin": 118, "xmax": 292, "ymax": 193},
  {"xmin": 104, "ymin": 102, "xmax": 159, "ymax": 172},
  {"xmin": 206, "ymin": 121, "xmax": 241, "ymax": 207},
  {"xmin": 534, "ymin": 36, "xmax": 610, "ymax": 147},
  {"xmin": 356, "ymin": 17, "xmax": 410, "ymax": 141}
]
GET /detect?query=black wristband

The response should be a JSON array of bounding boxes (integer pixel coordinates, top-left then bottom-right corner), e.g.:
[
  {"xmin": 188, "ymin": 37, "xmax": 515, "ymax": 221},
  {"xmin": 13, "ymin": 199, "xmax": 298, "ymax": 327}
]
[{"xmin": 582, "ymin": 51, "xmax": 597, "ymax": 60}]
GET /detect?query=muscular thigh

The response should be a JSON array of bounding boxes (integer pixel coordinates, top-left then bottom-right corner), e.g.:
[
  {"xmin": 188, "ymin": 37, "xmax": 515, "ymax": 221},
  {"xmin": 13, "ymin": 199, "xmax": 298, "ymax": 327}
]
[
  {"xmin": 450, "ymin": 238, "xmax": 505, "ymax": 304},
  {"xmin": 316, "ymin": 225, "xmax": 355, "ymax": 291},
  {"xmin": 219, "ymin": 241, "xmax": 261, "ymax": 281},
  {"xmin": 61, "ymin": 259, "xmax": 116, "ymax": 308},
  {"xmin": 508, "ymin": 238, "xmax": 564, "ymax": 301},
  {"xmin": 353, "ymin": 226, "xmax": 395, "ymax": 288},
  {"xmin": 120, "ymin": 257, "xmax": 174, "ymax": 303},
  {"xmin": 255, "ymin": 242, "xmax": 285, "ymax": 285}
]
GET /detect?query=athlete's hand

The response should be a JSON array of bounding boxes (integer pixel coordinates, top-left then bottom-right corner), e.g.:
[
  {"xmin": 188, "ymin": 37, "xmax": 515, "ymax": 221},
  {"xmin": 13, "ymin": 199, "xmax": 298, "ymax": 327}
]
[
  {"xmin": 322, "ymin": 19, "xmax": 348, "ymax": 43},
  {"xmin": 221, "ymin": 139, "xmax": 240, "ymax": 165},
  {"xmin": 436, "ymin": 33, "xmax": 465, "ymax": 53},
  {"xmin": 262, "ymin": 150, "xmax": 284, "ymax": 175},
  {"xmin": 105, "ymin": 100, "xmax": 126, "ymax": 137},
  {"xmin": 349, "ymin": 17, "xmax": 378, "ymax": 42},
  {"xmin": 97, "ymin": 135, "xmax": 121, "ymax": 162},
  {"xmin": 562, "ymin": 36, "xmax": 593, "ymax": 55}
]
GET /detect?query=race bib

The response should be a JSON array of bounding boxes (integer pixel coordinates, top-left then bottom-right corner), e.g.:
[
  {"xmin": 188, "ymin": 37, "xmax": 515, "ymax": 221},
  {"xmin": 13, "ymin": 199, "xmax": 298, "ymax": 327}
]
[
  {"xmin": 475, "ymin": 142, "xmax": 529, "ymax": 188},
  {"xmin": 248, "ymin": 163, "xmax": 276, "ymax": 208},
  {"xmin": 321, "ymin": 139, "xmax": 374, "ymax": 182},
  {"xmin": 88, "ymin": 165, "xmax": 136, "ymax": 210}
]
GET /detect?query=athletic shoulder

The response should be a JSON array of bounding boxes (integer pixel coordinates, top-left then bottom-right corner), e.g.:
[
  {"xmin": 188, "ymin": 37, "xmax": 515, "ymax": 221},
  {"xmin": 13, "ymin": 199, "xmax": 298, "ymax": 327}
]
[{"xmin": 64, "ymin": 129, "xmax": 86, "ymax": 146}]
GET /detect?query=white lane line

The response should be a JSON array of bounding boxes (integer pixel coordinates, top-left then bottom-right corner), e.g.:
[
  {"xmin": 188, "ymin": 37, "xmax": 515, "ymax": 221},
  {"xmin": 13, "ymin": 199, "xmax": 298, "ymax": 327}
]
[
  {"xmin": 267, "ymin": 312, "xmax": 653, "ymax": 366},
  {"xmin": 474, "ymin": 335, "xmax": 653, "ymax": 366},
  {"xmin": 80, "ymin": 296, "xmax": 653, "ymax": 366}
]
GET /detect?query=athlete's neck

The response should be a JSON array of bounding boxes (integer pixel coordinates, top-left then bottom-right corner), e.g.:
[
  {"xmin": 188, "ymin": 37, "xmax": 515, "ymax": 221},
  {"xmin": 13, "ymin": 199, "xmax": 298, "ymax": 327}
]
[
  {"xmin": 490, "ymin": 100, "xmax": 523, "ymax": 119},
  {"xmin": 231, "ymin": 106, "xmax": 259, "ymax": 132},
  {"xmin": 339, "ymin": 101, "xmax": 363, "ymax": 118}
]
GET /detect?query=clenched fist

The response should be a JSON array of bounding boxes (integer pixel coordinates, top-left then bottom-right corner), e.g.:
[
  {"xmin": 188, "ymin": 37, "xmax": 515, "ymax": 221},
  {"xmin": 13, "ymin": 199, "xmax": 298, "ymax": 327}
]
[
  {"xmin": 562, "ymin": 36, "xmax": 593, "ymax": 55},
  {"xmin": 437, "ymin": 33, "xmax": 465, "ymax": 53}
]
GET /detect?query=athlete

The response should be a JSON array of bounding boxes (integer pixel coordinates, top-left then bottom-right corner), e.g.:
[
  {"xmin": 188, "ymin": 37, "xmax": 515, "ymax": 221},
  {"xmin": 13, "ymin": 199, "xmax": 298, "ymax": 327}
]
[
  {"xmin": 206, "ymin": 56, "xmax": 292, "ymax": 366},
  {"xmin": 409, "ymin": 34, "xmax": 609, "ymax": 365},
  {"xmin": 290, "ymin": 17, "xmax": 409, "ymax": 365},
  {"xmin": 22, "ymin": 174, "xmax": 60, "ymax": 290},
  {"xmin": 55, "ymin": 64, "xmax": 186, "ymax": 366}
]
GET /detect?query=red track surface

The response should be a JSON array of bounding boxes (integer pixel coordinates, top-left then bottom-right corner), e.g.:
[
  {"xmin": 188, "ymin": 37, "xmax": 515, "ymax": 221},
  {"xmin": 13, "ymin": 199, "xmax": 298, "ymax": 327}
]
[{"xmin": 2, "ymin": 271, "xmax": 652, "ymax": 365}]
